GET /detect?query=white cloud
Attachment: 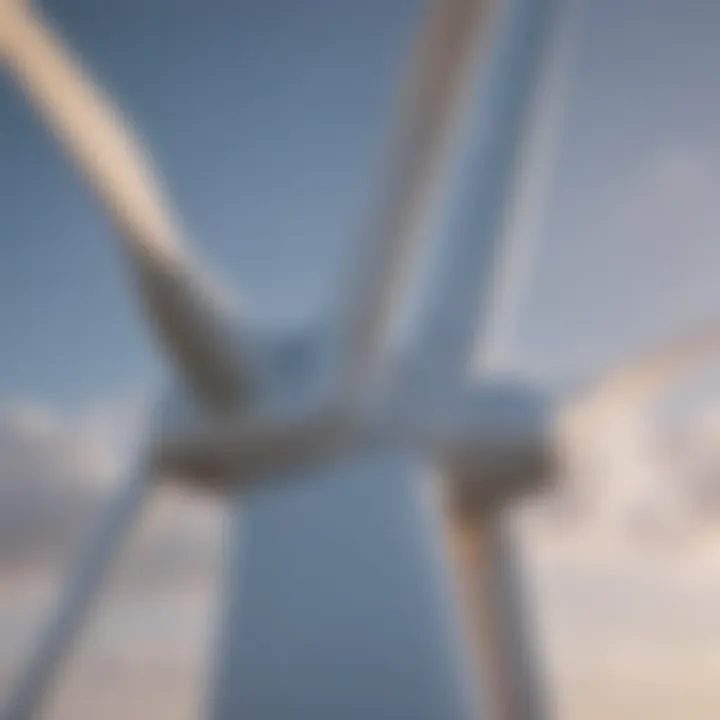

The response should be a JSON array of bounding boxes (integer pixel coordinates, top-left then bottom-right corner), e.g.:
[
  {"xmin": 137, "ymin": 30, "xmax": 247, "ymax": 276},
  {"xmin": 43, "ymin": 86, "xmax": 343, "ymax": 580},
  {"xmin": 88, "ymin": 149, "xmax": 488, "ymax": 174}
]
[
  {"xmin": 0, "ymin": 394, "xmax": 222, "ymax": 584},
  {"xmin": 0, "ymin": 395, "xmax": 222, "ymax": 719},
  {"xmin": 2, "ymin": 390, "xmax": 720, "ymax": 717}
]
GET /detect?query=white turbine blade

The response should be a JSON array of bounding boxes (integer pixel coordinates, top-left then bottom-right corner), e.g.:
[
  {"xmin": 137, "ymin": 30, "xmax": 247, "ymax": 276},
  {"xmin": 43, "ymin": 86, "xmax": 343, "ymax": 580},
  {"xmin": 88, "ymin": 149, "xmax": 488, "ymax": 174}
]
[
  {"xmin": 0, "ymin": 4, "xmax": 251, "ymax": 411},
  {"xmin": 558, "ymin": 320, "xmax": 720, "ymax": 458},
  {"xmin": 582, "ymin": 321, "xmax": 720, "ymax": 417},
  {"xmin": 333, "ymin": 0, "xmax": 498, "ymax": 403},
  {"xmin": 475, "ymin": 0, "xmax": 578, "ymax": 376},
  {"xmin": 1, "ymin": 458, "xmax": 154, "ymax": 720},
  {"xmin": 441, "ymin": 502, "xmax": 547, "ymax": 720},
  {"xmin": 0, "ymin": 3, "xmax": 182, "ymax": 267},
  {"xmin": 410, "ymin": 4, "xmax": 565, "ymax": 718},
  {"xmin": 402, "ymin": 0, "xmax": 564, "ymax": 401}
]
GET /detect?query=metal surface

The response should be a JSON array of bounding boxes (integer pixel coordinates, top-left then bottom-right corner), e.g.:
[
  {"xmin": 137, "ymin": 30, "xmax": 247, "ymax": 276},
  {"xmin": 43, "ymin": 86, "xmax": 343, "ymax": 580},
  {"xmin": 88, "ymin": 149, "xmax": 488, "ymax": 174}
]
[
  {"xmin": 404, "ymin": 1, "xmax": 563, "ymax": 717},
  {"xmin": 0, "ymin": 2, "xmax": 253, "ymax": 411},
  {"xmin": 442, "ymin": 506, "xmax": 547, "ymax": 720}
]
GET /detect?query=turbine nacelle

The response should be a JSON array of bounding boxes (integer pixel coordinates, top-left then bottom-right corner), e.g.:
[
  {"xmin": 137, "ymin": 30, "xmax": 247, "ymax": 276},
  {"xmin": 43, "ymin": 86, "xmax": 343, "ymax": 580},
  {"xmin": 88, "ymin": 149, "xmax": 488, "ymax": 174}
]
[
  {"xmin": 149, "ymin": 320, "xmax": 350, "ymax": 484},
  {"xmin": 153, "ymin": 352, "xmax": 557, "ymax": 511},
  {"xmin": 424, "ymin": 382, "xmax": 557, "ymax": 517}
]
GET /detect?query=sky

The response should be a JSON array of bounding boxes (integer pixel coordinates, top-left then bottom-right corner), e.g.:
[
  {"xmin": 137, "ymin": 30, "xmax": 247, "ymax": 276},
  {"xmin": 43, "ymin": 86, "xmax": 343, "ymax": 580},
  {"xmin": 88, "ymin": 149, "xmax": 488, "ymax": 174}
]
[
  {"xmin": 2, "ymin": 0, "xmax": 720, "ymax": 718},
  {"xmin": 2, "ymin": 0, "xmax": 720, "ymax": 405}
]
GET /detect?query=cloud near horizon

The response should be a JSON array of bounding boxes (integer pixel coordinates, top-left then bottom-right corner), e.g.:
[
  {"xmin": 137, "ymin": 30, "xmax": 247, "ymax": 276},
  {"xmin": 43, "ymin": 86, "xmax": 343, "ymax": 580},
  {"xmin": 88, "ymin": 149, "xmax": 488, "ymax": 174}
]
[{"xmin": 0, "ymin": 395, "xmax": 223, "ymax": 586}]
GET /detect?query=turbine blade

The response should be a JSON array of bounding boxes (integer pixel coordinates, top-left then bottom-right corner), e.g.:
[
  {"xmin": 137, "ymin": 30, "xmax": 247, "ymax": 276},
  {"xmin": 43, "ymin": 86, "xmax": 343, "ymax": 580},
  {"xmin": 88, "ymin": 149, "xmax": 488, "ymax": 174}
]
[
  {"xmin": 1, "ymin": 457, "xmax": 154, "ymax": 720},
  {"xmin": 0, "ymin": 4, "xmax": 251, "ymax": 411},
  {"xmin": 440, "ymin": 497, "xmax": 547, "ymax": 720},
  {"xmin": 333, "ymin": 0, "xmax": 498, "ymax": 403},
  {"xmin": 400, "ymin": 9, "xmax": 565, "ymax": 711},
  {"xmin": 402, "ymin": 0, "xmax": 564, "ymax": 401},
  {"xmin": 559, "ymin": 320, "xmax": 720, "ymax": 453},
  {"xmin": 584, "ymin": 321, "xmax": 720, "ymax": 416}
]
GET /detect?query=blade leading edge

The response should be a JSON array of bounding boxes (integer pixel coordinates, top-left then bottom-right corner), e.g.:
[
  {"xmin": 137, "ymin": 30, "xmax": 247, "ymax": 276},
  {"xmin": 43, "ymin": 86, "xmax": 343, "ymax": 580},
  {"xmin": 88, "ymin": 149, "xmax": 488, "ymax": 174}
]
[{"xmin": 1, "ymin": 4, "xmax": 253, "ymax": 412}]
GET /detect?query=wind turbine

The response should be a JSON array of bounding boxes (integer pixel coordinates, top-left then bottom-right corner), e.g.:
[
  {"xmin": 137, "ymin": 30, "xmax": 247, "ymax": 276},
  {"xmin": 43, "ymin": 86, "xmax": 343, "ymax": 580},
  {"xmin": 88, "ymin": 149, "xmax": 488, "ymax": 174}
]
[{"xmin": 1, "ymin": 0, "xmax": 719, "ymax": 718}]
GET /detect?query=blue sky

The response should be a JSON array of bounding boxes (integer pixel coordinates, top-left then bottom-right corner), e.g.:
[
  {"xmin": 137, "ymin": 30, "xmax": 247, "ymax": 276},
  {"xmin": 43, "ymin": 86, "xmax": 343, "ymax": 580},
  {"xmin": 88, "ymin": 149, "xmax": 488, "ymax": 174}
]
[
  {"xmin": 3, "ymin": 0, "xmax": 720, "ymax": 410},
  {"xmin": 520, "ymin": 0, "xmax": 720, "ymax": 379},
  {"xmin": 0, "ymin": 0, "xmax": 423, "ymax": 408},
  {"xmin": 2, "ymin": 0, "xmax": 720, "ymax": 412}
]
